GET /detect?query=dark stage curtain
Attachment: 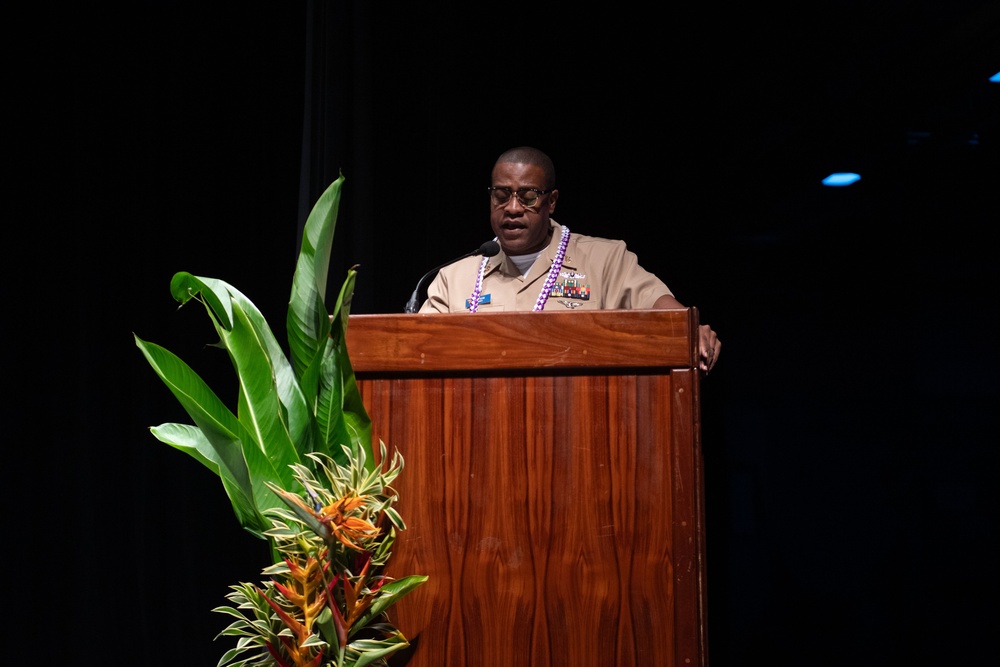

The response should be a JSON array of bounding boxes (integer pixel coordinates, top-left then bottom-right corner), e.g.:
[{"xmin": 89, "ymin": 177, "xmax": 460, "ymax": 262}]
[{"xmin": 297, "ymin": 0, "xmax": 379, "ymax": 313}]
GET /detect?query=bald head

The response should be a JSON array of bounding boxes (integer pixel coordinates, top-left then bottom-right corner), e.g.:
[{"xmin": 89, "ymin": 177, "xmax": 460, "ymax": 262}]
[{"xmin": 493, "ymin": 146, "xmax": 556, "ymax": 189}]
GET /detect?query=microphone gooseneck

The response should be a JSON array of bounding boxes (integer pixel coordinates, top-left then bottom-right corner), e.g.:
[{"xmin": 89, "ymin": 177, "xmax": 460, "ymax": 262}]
[{"xmin": 404, "ymin": 240, "xmax": 501, "ymax": 313}]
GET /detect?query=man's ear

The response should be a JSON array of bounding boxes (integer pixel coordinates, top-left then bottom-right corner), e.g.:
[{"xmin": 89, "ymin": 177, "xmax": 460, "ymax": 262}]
[{"xmin": 547, "ymin": 189, "xmax": 559, "ymax": 213}]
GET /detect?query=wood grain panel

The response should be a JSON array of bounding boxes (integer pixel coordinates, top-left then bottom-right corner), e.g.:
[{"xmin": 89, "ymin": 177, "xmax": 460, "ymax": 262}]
[{"xmin": 350, "ymin": 311, "xmax": 706, "ymax": 666}]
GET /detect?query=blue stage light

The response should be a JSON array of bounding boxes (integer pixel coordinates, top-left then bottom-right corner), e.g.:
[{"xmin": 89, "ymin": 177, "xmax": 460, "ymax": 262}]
[{"xmin": 822, "ymin": 172, "xmax": 861, "ymax": 187}]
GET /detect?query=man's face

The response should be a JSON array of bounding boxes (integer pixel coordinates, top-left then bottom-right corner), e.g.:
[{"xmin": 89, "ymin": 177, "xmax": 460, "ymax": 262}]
[{"xmin": 489, "ymin": 162, "xmax": 559, "ymax": 255}]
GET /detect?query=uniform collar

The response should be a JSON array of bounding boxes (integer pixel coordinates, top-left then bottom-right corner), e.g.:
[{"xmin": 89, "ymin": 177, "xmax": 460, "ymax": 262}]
[{"xmin": 487, "ymin": 220, "xmax": 575, "ymax": 278}]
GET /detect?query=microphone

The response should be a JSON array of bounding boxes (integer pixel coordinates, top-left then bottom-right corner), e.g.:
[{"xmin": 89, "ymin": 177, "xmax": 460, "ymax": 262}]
[{"xmin": 404, "ymin": 240, "xmax": 501, "ymax": 313}]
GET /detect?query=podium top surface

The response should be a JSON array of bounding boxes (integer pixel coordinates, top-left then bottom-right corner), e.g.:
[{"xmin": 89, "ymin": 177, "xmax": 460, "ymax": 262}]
[{"xmin": 345, "ymin": 309, "xmax": 698, "ymax": 374}]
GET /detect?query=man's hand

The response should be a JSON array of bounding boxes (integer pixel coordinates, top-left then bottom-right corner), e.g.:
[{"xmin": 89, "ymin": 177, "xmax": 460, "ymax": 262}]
[
  {"xmin": 698, "ymin": 324, "xmax": 720, "ymax": 373},
  {"xmin": 651, "ymin": 294, "xmax": 721, "ymax": 373}
]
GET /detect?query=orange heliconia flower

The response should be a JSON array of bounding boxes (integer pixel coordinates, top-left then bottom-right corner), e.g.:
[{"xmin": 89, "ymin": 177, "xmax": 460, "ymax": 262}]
[
  {"xmin": 279, "ymin": 489, "xmax": 382, "ymax": 551},
  {"xmin": 317, "ymin": 493, "xmax": 381, "ymax": 551}
]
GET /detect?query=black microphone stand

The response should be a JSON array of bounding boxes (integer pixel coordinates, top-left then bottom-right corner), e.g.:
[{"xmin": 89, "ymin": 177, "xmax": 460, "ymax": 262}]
[{"xmin": 404, "ymin": 240, "xmax": 500, "ymax": 313}]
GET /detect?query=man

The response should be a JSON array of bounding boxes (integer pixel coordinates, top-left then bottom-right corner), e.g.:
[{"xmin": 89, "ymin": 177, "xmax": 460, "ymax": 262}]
[{"xmin": 419, "ymin": 146, "xmax": 721, "ymax": 372}]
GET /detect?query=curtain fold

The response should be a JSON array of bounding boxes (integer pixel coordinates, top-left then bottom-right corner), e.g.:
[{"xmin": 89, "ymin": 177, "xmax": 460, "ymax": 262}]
[{"xmin": 298, "ymin": 0, "xmax": 377, "ymax": 311}]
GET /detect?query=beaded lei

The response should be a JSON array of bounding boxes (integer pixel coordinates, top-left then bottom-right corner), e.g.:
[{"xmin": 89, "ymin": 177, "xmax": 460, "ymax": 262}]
[{"xmin": 468, "ymin": 225, "xmax": 570, "ymax": 313}]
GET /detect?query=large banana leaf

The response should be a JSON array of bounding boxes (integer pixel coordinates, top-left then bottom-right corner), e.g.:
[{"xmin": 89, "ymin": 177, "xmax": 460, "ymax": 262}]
[
  {"xmin": 288, "ymin": 174, "xmax": 340, "ymax": 387},
  {"xmin": 287, "ymin": 174, "xmax": 372, "ymax": 466},
  {"xmin": 134, "ymin": 337, "xmax": 285, "ymax": 536},
  {"xmin": 146, "ymin": 423, "xmax": 263, "ymax": 536},
  {"xmin": 135, "ymin": 175, "xmax": 374, "ymax": 538},
  {"xmin": 169, "ymin": 273, "xmax": 302, "ymax": 484},
  {"xmin": 313, "ymin": 268, "xmax": 372, "ymax": 465}
]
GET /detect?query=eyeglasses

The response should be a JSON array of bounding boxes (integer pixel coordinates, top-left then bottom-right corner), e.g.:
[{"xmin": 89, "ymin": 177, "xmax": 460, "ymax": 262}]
[{"xmin": 488, "ymin": 186, "xmax": 553, "ymax": 208}]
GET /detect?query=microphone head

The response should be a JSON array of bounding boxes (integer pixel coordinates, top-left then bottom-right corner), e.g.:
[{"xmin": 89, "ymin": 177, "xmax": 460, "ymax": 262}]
[{"xmin": 478, "ymin": 240, "xmax": 501, "ymax": 257}]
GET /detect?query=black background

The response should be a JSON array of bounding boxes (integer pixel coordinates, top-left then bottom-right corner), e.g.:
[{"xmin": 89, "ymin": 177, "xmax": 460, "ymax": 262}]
[{"xmin": 14, "ymin": 2, "xmax": 999, "ymax": 665}]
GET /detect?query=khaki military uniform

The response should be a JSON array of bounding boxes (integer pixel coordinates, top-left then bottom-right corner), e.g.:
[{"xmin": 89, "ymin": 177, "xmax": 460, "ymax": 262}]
[{"xmin": 420, "ymin": 221, "xmax": 673, "ymax": 313}]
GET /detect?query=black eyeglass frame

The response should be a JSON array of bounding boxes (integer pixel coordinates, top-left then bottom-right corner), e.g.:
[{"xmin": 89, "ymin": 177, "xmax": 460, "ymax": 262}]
[{"xmin": 487, "ymin": 186, "xmax": 554, "ymax": 207}]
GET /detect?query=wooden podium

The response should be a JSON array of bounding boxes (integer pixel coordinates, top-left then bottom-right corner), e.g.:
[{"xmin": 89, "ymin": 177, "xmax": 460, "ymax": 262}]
[{"xmin": 346, "ymin": 309, "xmax": 708, "ymax": 667}]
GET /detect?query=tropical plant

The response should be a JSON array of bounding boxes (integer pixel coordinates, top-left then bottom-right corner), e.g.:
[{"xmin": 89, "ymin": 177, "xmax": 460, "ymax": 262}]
[{"xmin": 135, "ymin": 175, "xmax": 426, "ymax": 667}]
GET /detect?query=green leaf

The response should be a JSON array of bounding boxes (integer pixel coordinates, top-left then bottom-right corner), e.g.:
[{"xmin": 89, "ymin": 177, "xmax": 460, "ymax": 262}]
[
  {"xmin": 223, "ymin": 299, "xmax": 301, "ymax": 482},
  {"xmin": 147, "ymin": 422, "xmax": 259, "ymax": 531},
  {"xmin": 266, "ymin": 483, "xmax": 331, "ymax": 543},
  {"xmin": 314, "ymin": 338, "xmax": 356, "ymax": 467},
  {"xmin": 287, "ymin": 175, "xmax": 343, "ymax": 388},
  {"xmin": 170, "ymin": 273, "xmax": 233, "ymax": 329},
  {"xmin": 348, "ymin": 631, "xmax": 412, "ymax": 667},
  {"xmin": 321, "ymin": 268, "xmax": 373, "ymax": 468},
  {"xmin": 286, "ymin": 178, "xmax": 374, "ymax": 470},
  {"xmin": 225, "ymin": 284, "xmax": 316, "ymax": 457},
  {"xmin": 314, "ymin": 605, "xmax": 338, "ymax": 649},
  {"xmin": 170, "ymin": 274, "xmax": 305, "ymax": 485},
  {"xmin": 349, "ymin": 575, "xmax": 428, "ymax": 638},
  {"xmin": 135, "ymin": 335, "xmax": 288, "ymax": 534}
]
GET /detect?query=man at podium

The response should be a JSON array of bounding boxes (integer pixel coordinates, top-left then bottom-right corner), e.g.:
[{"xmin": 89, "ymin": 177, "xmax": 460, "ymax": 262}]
[{"xmin": 417, "ymin": 145, "xmax": 721, "ymax": 372}]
